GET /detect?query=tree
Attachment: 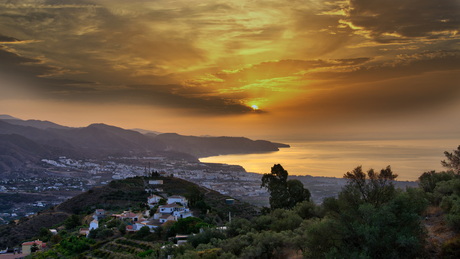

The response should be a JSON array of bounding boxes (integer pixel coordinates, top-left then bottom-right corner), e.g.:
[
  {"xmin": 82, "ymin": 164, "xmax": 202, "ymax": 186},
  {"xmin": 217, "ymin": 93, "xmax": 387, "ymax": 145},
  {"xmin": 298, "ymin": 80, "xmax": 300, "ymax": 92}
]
[
  {"xmin": 238, "ymin": 231, "xmax": 289, "ymax": 259},
  {"xmin": 343, "ymin": 165, "xmax": 397, "ymax": 206},
  {"xmin": 31, "ymin": 243, "xmax": 39, "ymax": 253},
  {"xmin": 261, "ymin": 164, "xmax": 310, "ymax": 210},
  {"xmin": 261, "ymin": 164, "xmax": 289, "ymax": 210},
  {"xmin": 442, "ymin": 145, "xmax": 460, "ymax": 173},
  {"xmin": 269, "ymin": 209, "xmax": 303, "ymax": 232},
  {"xmin": 418, "ymin": 170, "xmax": 456, "ymax": 193},
  {"xmin": 134, "ymin": 226, "xmax": 151, "ymax": 239},
  {"xmin": 186, "ymin": 185, "xmax": 204, "ymax": 207},
  {"xmin": 170, "ymin": 217, "xmax": 205, "ymax": 235},
  {"xmin": 188, "ymin": 227, "xmax": 227, "ymax": 248},
  {"xmin": 64, "ymin": 214, "xmax": 81, "ymax": 230},
  {"xmin": 38, "ymin": 227, "xmax": 52, "ymax": 242},
  {"xmin": 297, "ymin": 169, "xmax": 427, "ymax": 258},
  {"xmin": 311, "ymin": 167, "xmax": 428, "ymax": 258},
  {"xmin": 287, "ymin": 179, "xmax": 311, "ymax": 208}
]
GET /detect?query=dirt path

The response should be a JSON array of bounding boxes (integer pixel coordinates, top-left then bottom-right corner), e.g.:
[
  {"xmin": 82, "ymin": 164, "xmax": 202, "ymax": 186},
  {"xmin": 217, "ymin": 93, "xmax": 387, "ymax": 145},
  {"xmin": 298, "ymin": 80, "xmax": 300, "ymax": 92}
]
[{"xmin": 423, "ymin": 206, "xmax": 458, "ymax": 258}]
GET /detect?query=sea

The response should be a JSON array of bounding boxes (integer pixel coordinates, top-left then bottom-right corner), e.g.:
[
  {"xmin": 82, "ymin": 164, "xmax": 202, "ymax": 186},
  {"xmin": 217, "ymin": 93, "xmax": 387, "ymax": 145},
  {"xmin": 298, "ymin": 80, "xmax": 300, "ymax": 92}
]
[{"xmin": 200, "ymin": 139, "xmax": 460, "ymax": 181}]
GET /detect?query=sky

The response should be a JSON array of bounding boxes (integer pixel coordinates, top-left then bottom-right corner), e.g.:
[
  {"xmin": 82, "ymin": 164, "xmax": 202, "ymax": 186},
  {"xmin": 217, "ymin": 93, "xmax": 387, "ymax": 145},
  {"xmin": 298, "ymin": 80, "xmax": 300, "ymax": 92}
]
[{"xmin": 0, "ymin": 0, "xmax": 459, "ymax": 141}]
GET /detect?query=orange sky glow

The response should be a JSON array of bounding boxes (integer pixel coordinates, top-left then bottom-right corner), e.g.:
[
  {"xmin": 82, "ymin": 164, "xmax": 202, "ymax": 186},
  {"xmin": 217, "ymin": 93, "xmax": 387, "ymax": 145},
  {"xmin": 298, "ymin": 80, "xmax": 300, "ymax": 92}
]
[{"xmin": 0, "ymin": 0, "xmax": 459, "ymax": 142}]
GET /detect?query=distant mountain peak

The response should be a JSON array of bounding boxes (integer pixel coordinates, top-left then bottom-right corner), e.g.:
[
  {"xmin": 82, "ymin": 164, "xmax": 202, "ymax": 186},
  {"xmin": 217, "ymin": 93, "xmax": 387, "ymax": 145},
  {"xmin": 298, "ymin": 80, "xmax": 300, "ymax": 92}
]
[
  {"xmin": 87, "ymin": 123, "xmax": 136, "ymax": 132},
  {"xmin": 130, "ymin": 128, "xmax": 162, "ymax": 135},
  {"xmin": 0, "ymin": 116, "xmax": 68, "ymax": 130},
  {"xmin": 0, "ymin": 114, "xmax": 21, "ymax": 120},
  {"xmin": 88, "ymin": 123, "xmax": 111, "ymax": 128}
]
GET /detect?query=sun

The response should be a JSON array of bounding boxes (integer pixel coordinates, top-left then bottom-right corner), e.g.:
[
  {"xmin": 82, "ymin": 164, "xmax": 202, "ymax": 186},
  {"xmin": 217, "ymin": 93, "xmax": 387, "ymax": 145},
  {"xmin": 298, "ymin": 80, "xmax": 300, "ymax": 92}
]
[{"xmin": 251, "ymin": 104, "xmax": 259, "ymax": 110}]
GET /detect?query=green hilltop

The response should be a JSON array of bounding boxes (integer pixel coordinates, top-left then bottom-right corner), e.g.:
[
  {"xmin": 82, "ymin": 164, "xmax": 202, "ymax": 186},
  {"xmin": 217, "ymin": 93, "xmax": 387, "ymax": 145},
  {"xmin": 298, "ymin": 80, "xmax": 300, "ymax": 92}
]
[{"xmin": 0, "ymin": 175, "xmax": 257, "ymax": 252}]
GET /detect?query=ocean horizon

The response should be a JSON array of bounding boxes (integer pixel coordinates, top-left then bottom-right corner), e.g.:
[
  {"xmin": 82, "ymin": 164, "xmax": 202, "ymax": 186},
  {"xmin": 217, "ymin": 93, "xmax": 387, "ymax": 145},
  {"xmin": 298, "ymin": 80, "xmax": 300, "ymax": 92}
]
[{"xmin": 200, "ymin": 139, "xmax": 460, "ymax": 181}]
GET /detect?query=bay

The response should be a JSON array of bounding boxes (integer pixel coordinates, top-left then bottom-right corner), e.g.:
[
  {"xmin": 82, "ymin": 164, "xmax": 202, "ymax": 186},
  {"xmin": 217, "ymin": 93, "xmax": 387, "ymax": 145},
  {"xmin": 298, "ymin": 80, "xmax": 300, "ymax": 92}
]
[{"xmin": 200, "ymin": 139, "xmax": 460, "ymax": 181}]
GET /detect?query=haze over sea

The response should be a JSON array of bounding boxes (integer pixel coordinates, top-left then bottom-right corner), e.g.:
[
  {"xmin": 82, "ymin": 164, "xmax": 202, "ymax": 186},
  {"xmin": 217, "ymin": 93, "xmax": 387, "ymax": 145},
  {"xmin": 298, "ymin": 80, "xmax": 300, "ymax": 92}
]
[{"xmin": 200, "ymin": 139, "xmax": 460, "ymax": 181}]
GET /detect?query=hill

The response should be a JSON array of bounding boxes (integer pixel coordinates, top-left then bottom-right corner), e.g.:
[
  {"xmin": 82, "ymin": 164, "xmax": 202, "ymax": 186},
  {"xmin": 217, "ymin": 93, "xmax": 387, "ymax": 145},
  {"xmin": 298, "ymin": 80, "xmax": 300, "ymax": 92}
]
[
  {"xmin": 152, "ymin": 132, "xmax": 289, "ymax": 157},
  {"xmin": 0, "ymin": 176, "xmax": 258, "ymax": 249},
  {"xmin": 0, "ymin": 117, "xmax": 288, "ymax": 176},
  {"xmin": 0, "ymin": 118, "xmax": 68, "ymax": 130}
]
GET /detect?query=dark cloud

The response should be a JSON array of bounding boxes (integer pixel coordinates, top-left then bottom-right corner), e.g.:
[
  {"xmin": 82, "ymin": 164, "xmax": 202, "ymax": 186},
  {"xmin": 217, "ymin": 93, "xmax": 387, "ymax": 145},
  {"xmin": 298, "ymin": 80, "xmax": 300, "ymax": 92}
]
[
  {"xmin": 1, "ymin": 0, "xmax": 458, "ymax": 123},
  {"xmin": 346, "ymin": 0, "xmax": 460, "ymax": 39},
  {"xmin": 294, "ymin": 51, "xmax": 460, "ymax": 122},
  {"xmin": 0, "ymin": 42, "xmax": 253, "ymax": 115},
  {"xmin": 310, "ymin": 50, "xmax": 460, "ymax": 82},
  {"xmin": 55, "ymin": 84, "xmax": 256, "ymax": 115},
  {"xmin": 0, "ymin": 34, "xmax": 19, "ymax": 42},
  {"xmin": 302, "ymin": 70, "xmax": 460, "ymax": 121},
  {"xmin": 0, "ymin": 46, "xmax": 55, "ymax": 77}
]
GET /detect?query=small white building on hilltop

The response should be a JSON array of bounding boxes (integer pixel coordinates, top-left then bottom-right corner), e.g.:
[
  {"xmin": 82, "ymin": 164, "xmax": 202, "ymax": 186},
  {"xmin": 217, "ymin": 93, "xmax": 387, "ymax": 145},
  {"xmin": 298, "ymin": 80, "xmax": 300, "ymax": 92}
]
[{"xmin": 149, "ymin": 180, "xmax": 163, "ymax": 185}]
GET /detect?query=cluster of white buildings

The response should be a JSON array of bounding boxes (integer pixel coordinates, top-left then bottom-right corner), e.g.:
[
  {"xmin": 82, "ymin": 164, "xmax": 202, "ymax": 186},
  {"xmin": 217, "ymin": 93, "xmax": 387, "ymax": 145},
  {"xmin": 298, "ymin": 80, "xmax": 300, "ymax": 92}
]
[
  {"xmin": 120, "ymin": 193, "xmax": 193, "ymax": 232},
  {"xmin": 41, "ymin": 157, "xmax": 146, "ymax": 178},
  {"xmin": 82, "ymin": 193, "xmax": 193, "ymax": 235}
]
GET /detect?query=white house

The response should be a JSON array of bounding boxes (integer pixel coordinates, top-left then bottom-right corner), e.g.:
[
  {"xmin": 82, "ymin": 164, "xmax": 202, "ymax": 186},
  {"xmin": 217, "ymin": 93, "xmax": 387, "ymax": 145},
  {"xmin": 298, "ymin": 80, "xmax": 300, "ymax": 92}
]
[
  {"xmin": 149, "ymin": 180, "xmax": 163, "ymax": 185},
  {"xmin": 167, "ymin": 195, "xmax": 188, "ymax": 206},
  {"xmin": 141, "ymin": 220, "xmax": 161, "ymax": 230},
  {"xmin": 134, "ymin": 222, "xmax": 146, "ymax": 231},
  {"xmin": 159, "ymin": 214, "xmax": 175, "ymax": 223},
  {"xmin": 148, "ymin": 194, "xmax": 163, "ymax": 208},
  {"xmin": 89, "ymin": 219, "xmax": 99, "ymax": 230},
  {"xmin": 158, "ymin": 204, "xmax": 182, "ymax": 214},
  {"xmin": 173, "ymin": 209, "xmax": 193, "ymax": 220}
]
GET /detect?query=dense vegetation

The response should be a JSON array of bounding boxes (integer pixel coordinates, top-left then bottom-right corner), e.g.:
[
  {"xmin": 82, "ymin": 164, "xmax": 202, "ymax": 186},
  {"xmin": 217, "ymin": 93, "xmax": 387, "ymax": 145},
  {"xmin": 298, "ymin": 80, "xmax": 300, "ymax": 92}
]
[
  {"xmin": 167, "ymin": 165, "xmax": 428, "ymax": 259},
  {"xmin": 21, "ymin": 146, "xmax": 460, "ymax": 258}
]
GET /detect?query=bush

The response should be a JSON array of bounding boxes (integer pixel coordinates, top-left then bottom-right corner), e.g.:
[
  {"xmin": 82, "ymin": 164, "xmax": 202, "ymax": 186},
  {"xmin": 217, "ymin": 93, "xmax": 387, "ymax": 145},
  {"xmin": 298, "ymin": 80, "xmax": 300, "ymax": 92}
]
[
  {"xmin": 170, "ymin": 217, "xmax": 205, "ymax": 235},
  {"xmin": 188, "ymin": 228, "xmax": 227, "ymax": 247},
  {"xmin": 442, "ymin": 237, "xmax": 460, "ymax": 258},
  {"xmin": 138, "ymin": 249, "xmax": 154, "ymax": 257},
  {"xmin": 63, "ymin": 215, "xmax": 80, "ymax": 230}
]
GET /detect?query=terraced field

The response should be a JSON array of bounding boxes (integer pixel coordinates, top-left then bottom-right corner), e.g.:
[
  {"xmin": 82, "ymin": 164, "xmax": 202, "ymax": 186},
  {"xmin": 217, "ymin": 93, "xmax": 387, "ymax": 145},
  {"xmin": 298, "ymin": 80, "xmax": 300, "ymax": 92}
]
[{"xmin": 83, "ymin": 237, "xmax": 160, "ymax": 258}]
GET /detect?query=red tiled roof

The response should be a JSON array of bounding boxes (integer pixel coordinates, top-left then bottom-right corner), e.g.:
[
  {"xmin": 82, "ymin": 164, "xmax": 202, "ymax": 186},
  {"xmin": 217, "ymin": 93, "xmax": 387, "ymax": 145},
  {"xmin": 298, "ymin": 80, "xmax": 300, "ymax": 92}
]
[
  {"xmin": 22, "ymin": 240, "xmax": 45, "ymax": 247},
  {"xmin": 122, "ymin": 212, "xmax": 138, "ymax": 218}
]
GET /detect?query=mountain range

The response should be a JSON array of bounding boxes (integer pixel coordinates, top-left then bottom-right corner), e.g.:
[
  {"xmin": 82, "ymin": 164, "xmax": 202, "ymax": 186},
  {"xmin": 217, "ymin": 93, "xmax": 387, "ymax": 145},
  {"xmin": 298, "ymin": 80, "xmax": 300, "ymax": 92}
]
[{"xmin": 0, "ymin": 115, "xmax": 288, "ymax": 176}]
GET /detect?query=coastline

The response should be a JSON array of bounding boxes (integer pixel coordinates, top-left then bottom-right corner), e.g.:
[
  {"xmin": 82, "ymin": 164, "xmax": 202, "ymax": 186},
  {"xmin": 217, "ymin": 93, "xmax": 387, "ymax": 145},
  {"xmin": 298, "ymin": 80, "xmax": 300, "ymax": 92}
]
[{"xmin": 200, "ymin": 139, "xmax": 459, "ymax": 181}]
